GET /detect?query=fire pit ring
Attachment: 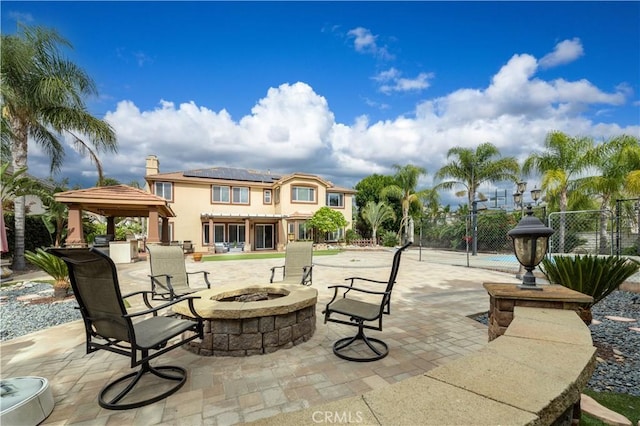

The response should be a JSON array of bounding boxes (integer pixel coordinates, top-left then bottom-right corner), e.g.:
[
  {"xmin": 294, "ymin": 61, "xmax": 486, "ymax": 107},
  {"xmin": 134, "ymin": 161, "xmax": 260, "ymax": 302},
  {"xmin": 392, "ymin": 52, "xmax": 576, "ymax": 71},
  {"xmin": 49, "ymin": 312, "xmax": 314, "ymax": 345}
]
[{"xmin": 172, "ymin": 283, "xmax": 317, "ymax": 357}]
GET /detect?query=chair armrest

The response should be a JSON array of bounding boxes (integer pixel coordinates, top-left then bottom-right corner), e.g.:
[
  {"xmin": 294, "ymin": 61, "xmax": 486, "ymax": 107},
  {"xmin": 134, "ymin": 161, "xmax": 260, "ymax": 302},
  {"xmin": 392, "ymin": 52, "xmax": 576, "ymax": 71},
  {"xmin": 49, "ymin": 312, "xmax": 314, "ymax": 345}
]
[
  {"xmin": 344, "ymin": 277, "xmax": 388, "ymax": 286},
  {"xmin": 327, "ymin": 285, "xmax": 389, "ymax": 297},
  {"xmin": 187, "ymin": 271, "xmax": 212, "ymax": 288},
  {"xmin": 148, "ymin": 273, "xmax": 175, "ymax": 294},
  {"xmin": 124, "ymin": 294, "xmax": 202, "ymax": 319},
  {"xmin": 270, "ymin": 265, "xmax": 284, "ymax": 283},
  {"xmin": 301, "ymin": 264, "xmax": 314, "ymax": 286},
  {"xmin": 324, "ymin": 285, "xmax": 390, "ymax": 312}
]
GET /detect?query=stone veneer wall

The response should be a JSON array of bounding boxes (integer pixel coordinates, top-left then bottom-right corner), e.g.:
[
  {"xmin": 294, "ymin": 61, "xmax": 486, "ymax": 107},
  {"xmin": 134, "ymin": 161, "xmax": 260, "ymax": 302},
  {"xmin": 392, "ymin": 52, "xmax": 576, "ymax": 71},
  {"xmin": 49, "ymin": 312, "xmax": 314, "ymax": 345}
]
[{"xmin": 183, "ymin": 305, "xmax": 316, "ymax": 356}]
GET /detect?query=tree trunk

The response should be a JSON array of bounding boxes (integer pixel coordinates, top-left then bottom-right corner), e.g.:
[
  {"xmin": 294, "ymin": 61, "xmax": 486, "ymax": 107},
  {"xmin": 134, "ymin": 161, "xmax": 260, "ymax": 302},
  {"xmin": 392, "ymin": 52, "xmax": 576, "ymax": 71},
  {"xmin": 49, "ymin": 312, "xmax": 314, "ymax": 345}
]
[
  {"xmin": 10, "ymin": 123, "xmax": 28, "ymax": 270},
  {"xmin": 598, "ymin": 198, "xmax": 610, "ymax": 255},
  {"xmin": 558, "ymin": 190, "xmax": 568, "ymax": 253}
]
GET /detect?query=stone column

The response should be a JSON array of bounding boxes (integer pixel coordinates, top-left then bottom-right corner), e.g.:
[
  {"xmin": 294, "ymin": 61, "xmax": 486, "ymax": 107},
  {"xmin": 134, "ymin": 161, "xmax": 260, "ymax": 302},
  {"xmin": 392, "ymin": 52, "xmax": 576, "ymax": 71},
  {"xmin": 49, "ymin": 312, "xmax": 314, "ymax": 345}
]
[
  {"xmin": 483, "ymin": 283, "xmax": 593, "ymax": 341},
  {"xmin": 147, "ymin": 208, "xmax": 160, "ymax": 243},
  {"xmin": 65, "ymin": 205, "xmax": 85, "ymax": 246}
]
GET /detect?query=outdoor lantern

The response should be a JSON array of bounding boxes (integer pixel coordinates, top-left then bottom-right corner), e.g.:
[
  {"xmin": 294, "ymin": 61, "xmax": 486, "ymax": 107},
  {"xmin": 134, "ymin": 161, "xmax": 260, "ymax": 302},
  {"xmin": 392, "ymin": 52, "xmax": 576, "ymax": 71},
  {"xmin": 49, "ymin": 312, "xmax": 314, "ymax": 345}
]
[
  {"xmin": 531, "ymin": 187, "xmax": 542, "ymax": 204},
  {"xmin": 517, "ymin": 181, "xmax": 527, "ymax": 194},
  {"xmin": 507, "ymin": 205, "xmax": 555, "ymax": 290}
]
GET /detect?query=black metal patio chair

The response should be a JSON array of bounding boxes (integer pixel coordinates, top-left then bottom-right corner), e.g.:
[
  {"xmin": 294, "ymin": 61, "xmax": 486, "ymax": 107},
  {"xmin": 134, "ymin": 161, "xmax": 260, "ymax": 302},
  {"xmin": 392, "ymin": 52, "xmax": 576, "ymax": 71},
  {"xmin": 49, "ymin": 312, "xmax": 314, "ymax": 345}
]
[
  {"xmin": 147, "ymin": 244, "xmax": 211, "ymax": 300},
  {"xmin": 270, "ymin": 241, "xmax": 314, "ymax": 285},
  {"xmin": 323, "ymin": 242, "xmax": 411, "ymax": 362},
  {"xmin": 48, "ymin": 247, "xmax": 204, "ymax": 410}
]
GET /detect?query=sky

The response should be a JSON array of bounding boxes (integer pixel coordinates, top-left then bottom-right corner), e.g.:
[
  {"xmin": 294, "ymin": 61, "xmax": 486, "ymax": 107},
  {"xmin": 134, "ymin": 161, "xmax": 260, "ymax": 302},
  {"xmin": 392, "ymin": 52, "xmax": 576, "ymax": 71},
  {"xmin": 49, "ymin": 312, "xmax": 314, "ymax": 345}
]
[{"xmin": 2, "ymin": 1, "xmax": 639, "ymax": 208}]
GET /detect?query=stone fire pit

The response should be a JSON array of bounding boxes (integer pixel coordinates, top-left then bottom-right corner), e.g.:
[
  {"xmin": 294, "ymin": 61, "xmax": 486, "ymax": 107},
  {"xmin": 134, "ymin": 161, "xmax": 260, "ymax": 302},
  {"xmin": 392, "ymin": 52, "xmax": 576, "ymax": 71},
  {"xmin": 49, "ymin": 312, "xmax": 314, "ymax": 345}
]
[{"xmin": 172, "ymin": 283, "xmax": 317, "ymax": 356}]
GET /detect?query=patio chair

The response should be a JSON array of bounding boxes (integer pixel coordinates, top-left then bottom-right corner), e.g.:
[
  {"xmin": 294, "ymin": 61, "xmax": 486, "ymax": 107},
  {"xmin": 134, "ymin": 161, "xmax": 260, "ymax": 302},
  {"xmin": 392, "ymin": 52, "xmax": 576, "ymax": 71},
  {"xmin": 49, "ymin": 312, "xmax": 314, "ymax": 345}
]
[
  {"xmin": 323, "ymin": 242, "xmax": 411, "ymax": 362},
  {"xmin": 147, "ymin": 244, "xmax": 211, "ymax": 300},
  {"xmin": 47, "ymin": 247, "xmax": 204, "ymax": 410},
  {"xmin": 270, "ymin": 241, "xmax": 313, "ymax": 285},
  {"xmin": 182, "ymin": 240, "xmax": 194, "ymax": 254}
]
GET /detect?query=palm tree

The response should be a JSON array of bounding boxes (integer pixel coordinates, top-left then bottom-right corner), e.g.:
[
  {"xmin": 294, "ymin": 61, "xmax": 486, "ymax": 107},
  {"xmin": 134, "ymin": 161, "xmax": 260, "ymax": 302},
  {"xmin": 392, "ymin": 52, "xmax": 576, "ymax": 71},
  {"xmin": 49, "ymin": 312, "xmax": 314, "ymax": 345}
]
[
  {"xmin": 381, "ymin": 164, "xmax": 428, "ymax": 243},
  {"xmin": 523, "ymin": 132, "xmax": 595, "ymax": 253},
  {"xmin": 578, "ymin": 135, "xmax": 640, "ymax": 254},
  {"xmin": 361, "ymin": 201, "xmax": 396, "ymax": 242},
  {"xmin": 2, "ymin": 24, "xmax": 117, "ymax": 269},
  {"xmin": 434, "ymin": 142, "xmax": 519, "ymax": 209}
]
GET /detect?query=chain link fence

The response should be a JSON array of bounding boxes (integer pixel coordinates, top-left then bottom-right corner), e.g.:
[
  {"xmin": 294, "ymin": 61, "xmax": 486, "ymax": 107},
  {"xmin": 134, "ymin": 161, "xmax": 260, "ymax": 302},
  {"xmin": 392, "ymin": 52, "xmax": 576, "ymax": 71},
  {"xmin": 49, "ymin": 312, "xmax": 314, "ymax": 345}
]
[{"xmin": 418, "ymin": 203, "xmax": 639, "ymax": 284}]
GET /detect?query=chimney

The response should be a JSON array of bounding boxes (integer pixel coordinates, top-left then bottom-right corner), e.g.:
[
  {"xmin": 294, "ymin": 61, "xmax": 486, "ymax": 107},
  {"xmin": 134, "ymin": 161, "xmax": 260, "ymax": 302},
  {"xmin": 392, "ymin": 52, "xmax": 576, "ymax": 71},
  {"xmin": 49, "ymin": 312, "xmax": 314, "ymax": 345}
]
[{"xmin": 145, "ymin": 155, "xmax": 159, "ymax": 176}]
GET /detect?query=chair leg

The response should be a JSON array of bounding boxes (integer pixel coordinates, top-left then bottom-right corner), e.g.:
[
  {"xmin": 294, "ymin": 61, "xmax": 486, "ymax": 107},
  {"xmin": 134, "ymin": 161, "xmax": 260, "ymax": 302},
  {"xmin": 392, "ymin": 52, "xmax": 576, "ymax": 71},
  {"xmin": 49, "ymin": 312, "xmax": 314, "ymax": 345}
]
[
  {"xmin": 332, "ymin": 324, "xmax": 389, "ymax": 362},
  {"xmin": 98, "ymin": 361, "xmax": 187, "ymax": 410}
]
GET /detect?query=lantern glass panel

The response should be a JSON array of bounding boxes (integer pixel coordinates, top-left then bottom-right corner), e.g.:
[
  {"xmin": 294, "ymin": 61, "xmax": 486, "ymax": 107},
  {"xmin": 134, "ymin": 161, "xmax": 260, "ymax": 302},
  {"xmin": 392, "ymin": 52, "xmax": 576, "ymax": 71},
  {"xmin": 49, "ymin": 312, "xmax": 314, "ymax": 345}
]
[{"xmin": 513, "ymin": 236, "xmax": 549, "ymax": 267}]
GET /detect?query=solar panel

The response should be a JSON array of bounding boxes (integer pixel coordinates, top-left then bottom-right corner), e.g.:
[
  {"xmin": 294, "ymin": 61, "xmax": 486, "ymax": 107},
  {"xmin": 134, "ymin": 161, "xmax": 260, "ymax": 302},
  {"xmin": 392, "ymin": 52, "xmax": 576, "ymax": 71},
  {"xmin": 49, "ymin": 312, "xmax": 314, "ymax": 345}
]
[{"xmin": 183, "ymin": 167, "xmax": 281, "ymax": 183}]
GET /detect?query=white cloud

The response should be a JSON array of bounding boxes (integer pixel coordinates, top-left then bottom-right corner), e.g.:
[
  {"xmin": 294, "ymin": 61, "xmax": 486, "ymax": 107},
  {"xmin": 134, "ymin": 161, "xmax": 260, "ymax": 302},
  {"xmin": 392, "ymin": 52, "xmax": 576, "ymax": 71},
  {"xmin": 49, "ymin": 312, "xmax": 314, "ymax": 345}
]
[
  {"xmin": 347, "ymin": 27, "xmax": 394, "ymax": 60},
  {"xmin": 374, "ymin": 68, "xmax": 433, "ymax": 94},
  {"xmin": 539, "ymin": 38, "xmax": 584, "ymax": 69},
  {"xmin": 30, "ymin": 44, "xmax": 638, "ymax": 201},
  {"xmin": 7, "ymin": 11, "xmax": 34, "ymax": 23}
]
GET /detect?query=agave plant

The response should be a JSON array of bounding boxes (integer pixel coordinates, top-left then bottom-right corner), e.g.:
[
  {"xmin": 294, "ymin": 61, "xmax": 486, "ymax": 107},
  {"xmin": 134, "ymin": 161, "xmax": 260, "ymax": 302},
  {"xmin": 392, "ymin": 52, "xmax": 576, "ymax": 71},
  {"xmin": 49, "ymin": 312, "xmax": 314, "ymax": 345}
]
[
  {"xmin": 24, "ymin": 248, "xmax": 70, "ymax": 299},
  {"xmin": 540, "ymin": 254, "xmax": 640, "ymax": 323}
]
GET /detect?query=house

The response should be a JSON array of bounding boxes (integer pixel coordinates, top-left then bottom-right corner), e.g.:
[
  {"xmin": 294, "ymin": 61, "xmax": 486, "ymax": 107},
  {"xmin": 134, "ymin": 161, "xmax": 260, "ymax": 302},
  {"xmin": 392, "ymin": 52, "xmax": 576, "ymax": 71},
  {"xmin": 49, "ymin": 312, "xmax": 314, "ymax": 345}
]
[{"xmin": 144, "ymin": 155, "xmax": 355, "ymax": 252}]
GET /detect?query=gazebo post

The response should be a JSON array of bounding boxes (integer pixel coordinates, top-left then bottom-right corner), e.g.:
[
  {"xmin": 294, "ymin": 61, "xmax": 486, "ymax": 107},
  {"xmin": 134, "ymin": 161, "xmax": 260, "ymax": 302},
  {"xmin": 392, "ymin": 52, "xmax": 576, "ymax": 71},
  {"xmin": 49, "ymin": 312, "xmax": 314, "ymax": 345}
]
[
  {"xmin": 161, "ymin": 217, "xmax": 170, "ymax": 244},
  {"xmin": 106, "ymin": 217, "xmax": 116, "ymax": 237},
  {"xmin": 147, "ymin": 208, "xmax": 161, "ymax": 244},
  {"xmin": 66, "ymin": 205, "xmax": 85, "ymax": 247}
]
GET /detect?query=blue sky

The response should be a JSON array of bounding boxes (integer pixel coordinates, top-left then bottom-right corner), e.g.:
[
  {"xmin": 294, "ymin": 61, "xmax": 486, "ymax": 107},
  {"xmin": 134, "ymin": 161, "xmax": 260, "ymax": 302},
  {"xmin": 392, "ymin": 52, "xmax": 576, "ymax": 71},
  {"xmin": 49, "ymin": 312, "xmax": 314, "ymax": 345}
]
[{"xmin": 2, "ymin": 1, "xmax": 639, "ymax": 208}]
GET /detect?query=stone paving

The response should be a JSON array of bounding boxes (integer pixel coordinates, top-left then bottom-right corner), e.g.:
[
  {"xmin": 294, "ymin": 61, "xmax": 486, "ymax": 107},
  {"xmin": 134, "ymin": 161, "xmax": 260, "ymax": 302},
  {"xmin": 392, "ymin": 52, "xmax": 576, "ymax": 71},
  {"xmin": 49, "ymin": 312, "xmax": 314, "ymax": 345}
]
[{"xmin": 1, "ymin": 248, "xmax": 522, "ymax": 425}]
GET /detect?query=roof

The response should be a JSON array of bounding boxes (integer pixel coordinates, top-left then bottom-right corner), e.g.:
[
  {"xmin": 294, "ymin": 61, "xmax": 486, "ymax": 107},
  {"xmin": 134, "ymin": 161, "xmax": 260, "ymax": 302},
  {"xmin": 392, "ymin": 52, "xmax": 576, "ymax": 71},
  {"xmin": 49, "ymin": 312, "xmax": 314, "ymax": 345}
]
[{"xmin": 54, "ymin": 185, "xmax": 175, "ymax": 217}]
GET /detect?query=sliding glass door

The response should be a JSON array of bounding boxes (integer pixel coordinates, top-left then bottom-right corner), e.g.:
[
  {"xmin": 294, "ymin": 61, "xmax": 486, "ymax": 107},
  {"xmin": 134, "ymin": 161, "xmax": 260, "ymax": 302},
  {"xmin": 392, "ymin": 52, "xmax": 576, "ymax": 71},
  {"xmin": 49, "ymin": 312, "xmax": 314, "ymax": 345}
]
[{"xmin": 255, "ymin": 224, "xmax": 274, "ymax": 250}]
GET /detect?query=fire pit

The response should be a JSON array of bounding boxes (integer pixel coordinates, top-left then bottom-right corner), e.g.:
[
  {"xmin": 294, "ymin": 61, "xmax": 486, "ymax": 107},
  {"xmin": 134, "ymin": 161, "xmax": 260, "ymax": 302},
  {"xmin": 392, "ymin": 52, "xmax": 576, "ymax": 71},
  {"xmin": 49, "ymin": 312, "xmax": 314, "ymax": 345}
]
[{"xmin": 172, "ymin": 283, "xmax": 317, "ymax": 357}]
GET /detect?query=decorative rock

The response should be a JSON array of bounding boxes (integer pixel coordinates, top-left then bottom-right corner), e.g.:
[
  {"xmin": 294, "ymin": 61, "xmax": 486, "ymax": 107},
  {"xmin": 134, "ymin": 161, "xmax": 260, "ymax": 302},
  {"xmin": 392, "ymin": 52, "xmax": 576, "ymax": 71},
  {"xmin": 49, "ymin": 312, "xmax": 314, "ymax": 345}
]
[
  {"xmin": 591, "ymin": 319, "xmax": 602, "ymax": 325},
  {"xmin": 581, "ymin": 394, "xmax": 632, "ymax": 426},
  {"xmin": 604, "ymin": 316, "xmax": 637, "ymax": 323},
  {"xmin": 629, "ymin": 327, "xmax": 640, "ymax": 333}
]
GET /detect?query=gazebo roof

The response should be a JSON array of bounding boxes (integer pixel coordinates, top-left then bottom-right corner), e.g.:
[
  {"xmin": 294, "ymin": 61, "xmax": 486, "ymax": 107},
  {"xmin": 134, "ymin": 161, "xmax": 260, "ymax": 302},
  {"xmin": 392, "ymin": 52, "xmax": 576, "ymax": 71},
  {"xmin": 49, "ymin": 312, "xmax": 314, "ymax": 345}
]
[{"xmin": 54, "ymin": 185, "xmax": 175, "ymax": 218}]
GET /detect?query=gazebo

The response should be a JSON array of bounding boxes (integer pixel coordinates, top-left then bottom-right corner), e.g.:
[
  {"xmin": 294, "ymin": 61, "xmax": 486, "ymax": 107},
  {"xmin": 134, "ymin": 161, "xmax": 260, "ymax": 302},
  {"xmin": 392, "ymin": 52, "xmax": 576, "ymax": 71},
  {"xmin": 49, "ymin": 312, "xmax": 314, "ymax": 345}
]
[{"xmin": 54, "ymin": 185, "xmax": 175, "ymax": 246}]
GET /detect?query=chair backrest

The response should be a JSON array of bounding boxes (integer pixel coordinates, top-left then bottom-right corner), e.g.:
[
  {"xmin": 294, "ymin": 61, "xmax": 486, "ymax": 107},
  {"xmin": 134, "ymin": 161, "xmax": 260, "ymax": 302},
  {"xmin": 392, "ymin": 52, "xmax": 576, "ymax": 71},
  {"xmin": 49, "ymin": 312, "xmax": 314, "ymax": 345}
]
[
  {"xmin": 48, "ymin": 248, "xmax": 131, "ymax": 342},
  {"xmin": 384, "ymin": 242, "xmax": 412, "ymax": 294},
  {"xmin": 147, "ymin": 244, "xmax": 189, "ymax": 290},
  {"xmin": 284, "ymin": 241, "xmax": 313, "ymax": 281}
]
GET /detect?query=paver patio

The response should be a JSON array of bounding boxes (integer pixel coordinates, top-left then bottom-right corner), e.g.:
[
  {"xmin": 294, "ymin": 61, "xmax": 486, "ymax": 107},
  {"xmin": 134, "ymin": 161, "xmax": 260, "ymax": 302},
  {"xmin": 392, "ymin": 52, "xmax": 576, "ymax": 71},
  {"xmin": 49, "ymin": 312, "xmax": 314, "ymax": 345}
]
[{"xmin": 1, "ymin": 248, "xmax": 521, "ymax": 425}]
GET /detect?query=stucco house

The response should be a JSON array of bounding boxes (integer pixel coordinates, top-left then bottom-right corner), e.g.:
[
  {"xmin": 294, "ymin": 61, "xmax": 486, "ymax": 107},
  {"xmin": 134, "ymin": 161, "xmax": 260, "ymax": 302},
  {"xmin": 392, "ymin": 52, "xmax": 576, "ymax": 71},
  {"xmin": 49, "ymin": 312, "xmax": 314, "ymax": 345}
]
[{"xmin": 144, "ymin": 155, "xmax": 354, "ymax": 252}]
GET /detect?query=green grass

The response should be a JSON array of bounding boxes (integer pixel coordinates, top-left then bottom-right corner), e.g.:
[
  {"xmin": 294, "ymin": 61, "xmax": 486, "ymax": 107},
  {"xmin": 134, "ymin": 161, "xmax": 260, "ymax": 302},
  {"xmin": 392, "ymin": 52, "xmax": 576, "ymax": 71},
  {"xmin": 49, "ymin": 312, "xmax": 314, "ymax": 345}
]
[
  {"xmin": 203, "ymin": 249, "xmax": 342, "ymax": 262},
  {"xmin": 580, "ymin": 389, "xmax": 640, "ymax": 425}
]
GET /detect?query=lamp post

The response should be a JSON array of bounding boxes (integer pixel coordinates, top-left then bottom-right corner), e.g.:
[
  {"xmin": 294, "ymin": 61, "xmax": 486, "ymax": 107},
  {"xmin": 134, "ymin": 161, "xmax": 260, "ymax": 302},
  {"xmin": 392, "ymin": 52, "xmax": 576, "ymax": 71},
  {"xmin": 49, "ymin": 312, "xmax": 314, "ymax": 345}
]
[{"xmin": 507, "ymin": 205, "xmax": 555, "ymax": 290}]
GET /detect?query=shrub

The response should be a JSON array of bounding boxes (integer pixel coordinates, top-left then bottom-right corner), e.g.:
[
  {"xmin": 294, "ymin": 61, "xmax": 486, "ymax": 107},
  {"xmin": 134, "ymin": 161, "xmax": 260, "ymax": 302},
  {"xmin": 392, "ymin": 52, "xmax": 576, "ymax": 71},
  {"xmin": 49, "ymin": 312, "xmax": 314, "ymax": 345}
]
[
  {"xmin": 381, "ymin": 230, "xmax": 399, "ymax": 247},
  {"xmin": 345, "ymin": 229, "xmax": 360, "ymax": 245},
  {"xmin": 24, "ymin": 248, "xmax": 70, "ymax": 299},
  {"xmin": 540, "ymin": 255, "xmax": 640, "ymax": 307}
]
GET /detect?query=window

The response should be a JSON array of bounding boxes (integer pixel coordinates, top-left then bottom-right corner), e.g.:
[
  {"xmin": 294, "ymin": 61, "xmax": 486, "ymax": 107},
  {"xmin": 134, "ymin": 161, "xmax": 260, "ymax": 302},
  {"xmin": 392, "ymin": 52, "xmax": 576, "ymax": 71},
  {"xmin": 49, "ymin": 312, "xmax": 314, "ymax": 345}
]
[
  {"xmin": 228, "ymin": 224, "xmax": 246, "ymax": 243},
  {"xmin": 154, "ymin": 182, "xmax": 173, "ymax": 201},
  {"xmin": 327, "ymin": 193, "xmax": 344, "ymax": 208},
  {"xmin": 232, "ymin": 187, "xmax": 249, "ymax": 204},
  {"xmin": 274, "ymin": 187, "xmax": 280, "ymax": 204},
  {"xmin": 326, "ymin": 228, "xmax": 344, "ymax": 242},
  {"xmin": 263, "ymin": 189, "xmax": 272, "ymax": 204},
  {"xmin": 202, "ymin": 223, "xmax": 210, "ymax": 245},
  {"xmin": 298, "ymin": 221, "xmax": 312, "ymax": 240},
  {"xmin": 292, "ymin": 186, "xmax": 316, "ymax": 203},
  {"xmin": 212, "ymin": 186, "xmax": 230, "ymax": 203},
  {"xmin": 214, "ymin": 224, "xmax": 225, "ymax": 243}
]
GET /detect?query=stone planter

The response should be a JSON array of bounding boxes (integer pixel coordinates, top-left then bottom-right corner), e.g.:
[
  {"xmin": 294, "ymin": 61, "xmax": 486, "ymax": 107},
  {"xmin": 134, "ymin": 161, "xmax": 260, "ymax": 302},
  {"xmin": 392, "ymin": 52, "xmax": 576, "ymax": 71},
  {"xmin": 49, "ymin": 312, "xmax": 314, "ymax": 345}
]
[{"xmin": 1, "ymin": 258, "xmax": 13, "ymax": 280}]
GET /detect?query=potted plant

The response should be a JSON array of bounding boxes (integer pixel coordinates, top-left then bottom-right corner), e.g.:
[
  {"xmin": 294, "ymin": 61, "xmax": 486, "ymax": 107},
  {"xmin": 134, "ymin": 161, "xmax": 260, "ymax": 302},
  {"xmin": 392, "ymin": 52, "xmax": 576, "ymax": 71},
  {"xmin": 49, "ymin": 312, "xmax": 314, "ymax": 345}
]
[
  {"xmin": 192, "ymin": 252, "xmax": 203, "ymax": 262},
  {"xmin": 24, "ymin": 248, "xmax": 70, "ymax": 299},
  {"xmin": 540, "ymin": 254, "xmax": 640, "ymax": 324}
]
